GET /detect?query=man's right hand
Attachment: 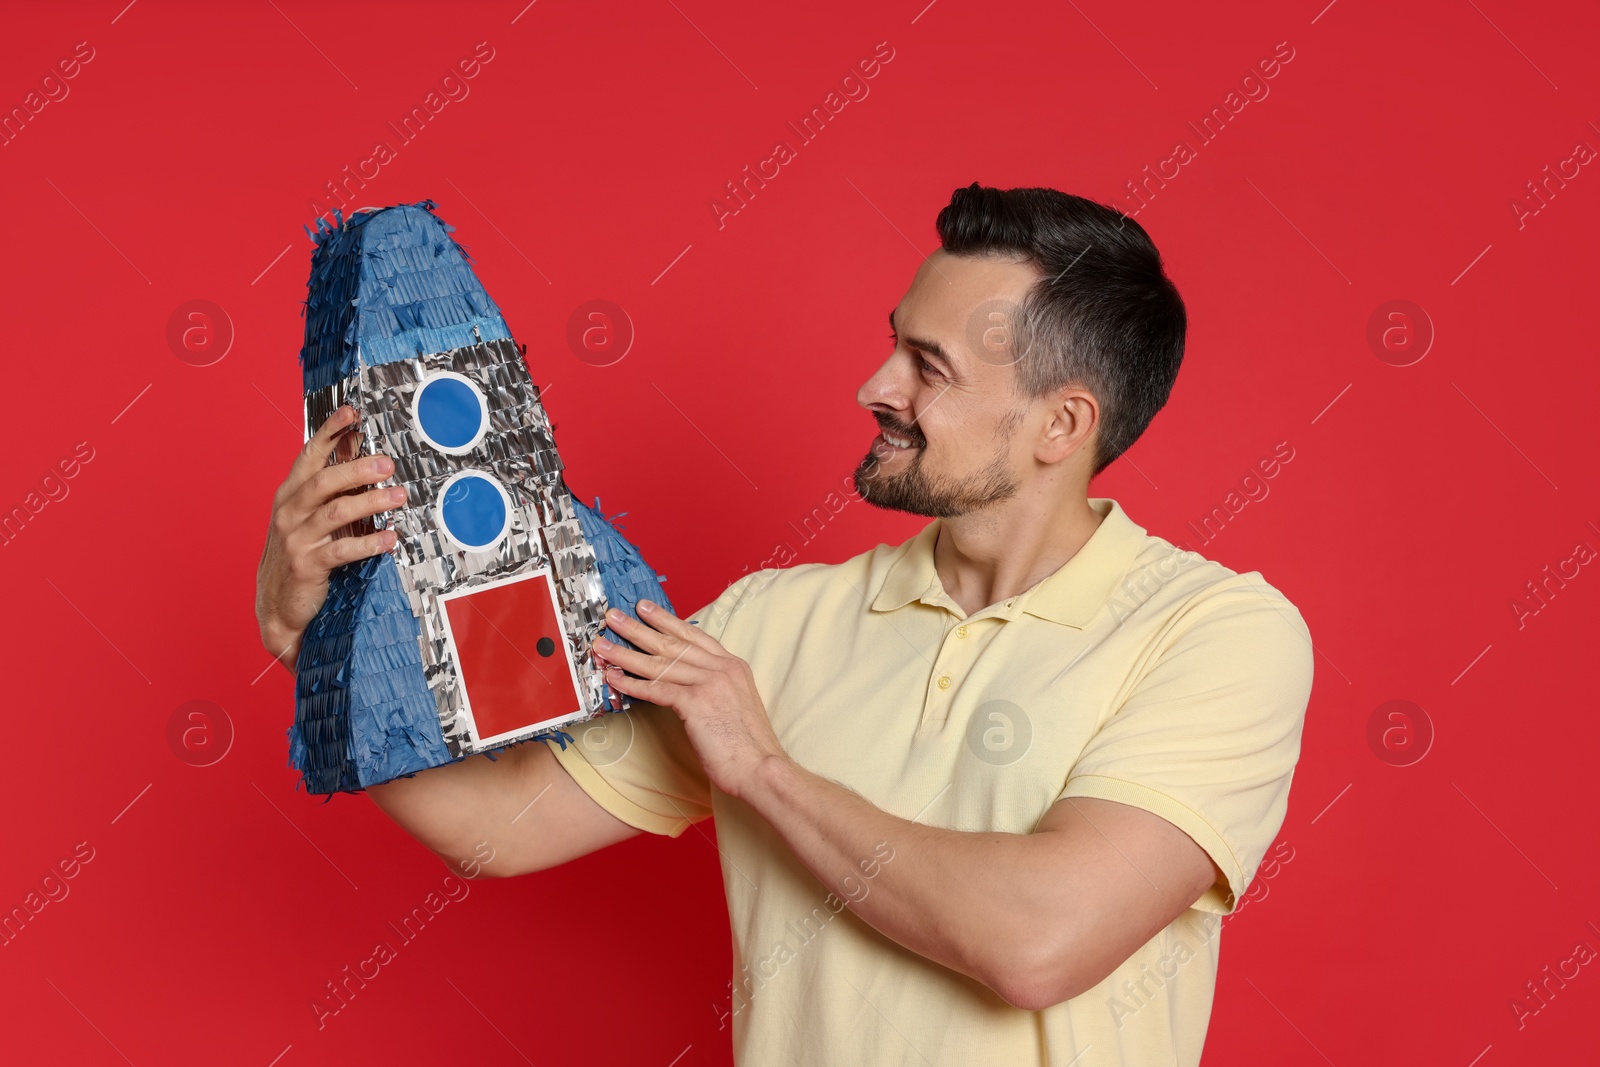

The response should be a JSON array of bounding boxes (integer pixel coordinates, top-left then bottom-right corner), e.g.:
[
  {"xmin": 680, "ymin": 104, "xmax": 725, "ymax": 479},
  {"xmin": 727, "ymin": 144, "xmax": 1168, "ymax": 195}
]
[{"xmin": 255, "ymin": 404, "xmax": 408, "ymax": 672}]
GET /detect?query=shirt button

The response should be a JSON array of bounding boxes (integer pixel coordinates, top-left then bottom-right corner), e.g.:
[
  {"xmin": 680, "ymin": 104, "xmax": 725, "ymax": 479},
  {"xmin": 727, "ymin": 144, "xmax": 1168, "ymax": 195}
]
[
  {"xmin": 956, "ymin": 625, "xmax": 968, "ymax": 639},
  {"xmin": 937, "ymin": 675, "xmax": 952, "ymax": 690}
]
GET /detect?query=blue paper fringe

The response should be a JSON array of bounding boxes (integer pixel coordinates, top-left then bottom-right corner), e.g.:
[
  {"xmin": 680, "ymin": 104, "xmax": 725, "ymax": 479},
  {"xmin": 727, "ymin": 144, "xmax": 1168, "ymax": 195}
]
[
  {"xmin": 572, "ymin": 493, "xmax": 675, "ymax": 649},
  {"xmin": 571, "ymin": 492, "xmax": 676, "ymax": 714},
  {"xmin": 289, "ymin": 552, "xmax": 452, "ymax": 794}
]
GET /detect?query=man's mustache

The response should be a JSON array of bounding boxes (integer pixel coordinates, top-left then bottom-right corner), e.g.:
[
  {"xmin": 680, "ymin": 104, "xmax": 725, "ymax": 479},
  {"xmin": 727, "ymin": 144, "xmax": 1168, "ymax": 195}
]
[{"xmin": 873, "ymin": 414, "xmax": 925, "ymax": 447}]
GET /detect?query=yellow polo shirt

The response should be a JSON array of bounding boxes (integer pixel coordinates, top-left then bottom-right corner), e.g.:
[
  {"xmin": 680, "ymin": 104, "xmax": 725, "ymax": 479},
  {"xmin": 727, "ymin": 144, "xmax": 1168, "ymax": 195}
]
[{"xmin": 551, "ymin": 497, "xmax": 1314, "ymax": 1066}]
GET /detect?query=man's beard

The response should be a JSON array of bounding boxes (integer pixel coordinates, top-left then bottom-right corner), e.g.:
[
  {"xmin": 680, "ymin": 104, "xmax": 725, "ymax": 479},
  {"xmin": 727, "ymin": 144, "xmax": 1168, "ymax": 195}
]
[{"xmin": 851, "ymin": 414, "xmax": 1020, "ymax": 518}]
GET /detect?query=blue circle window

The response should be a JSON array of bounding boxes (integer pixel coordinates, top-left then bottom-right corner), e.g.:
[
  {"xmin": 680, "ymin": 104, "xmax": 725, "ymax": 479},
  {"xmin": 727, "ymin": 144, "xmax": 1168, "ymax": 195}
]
[
  {"xmin": 413, "ymin": 372, "xmax": 488, "ymax": 454},
  {"xmin": 437, "ymin": 471, "xmax": 510, "ymax": 551}
]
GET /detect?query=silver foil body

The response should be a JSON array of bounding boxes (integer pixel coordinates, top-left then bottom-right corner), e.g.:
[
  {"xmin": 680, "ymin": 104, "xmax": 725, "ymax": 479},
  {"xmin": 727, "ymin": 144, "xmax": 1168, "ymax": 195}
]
[{"xmin": 303, "ymin": 333, "xmax": 615, "ymax": 759}]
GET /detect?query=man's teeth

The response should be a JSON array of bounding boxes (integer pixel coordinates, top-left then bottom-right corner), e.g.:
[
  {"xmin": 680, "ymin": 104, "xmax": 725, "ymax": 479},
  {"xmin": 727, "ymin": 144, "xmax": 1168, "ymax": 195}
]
[{"xmin": 882, "ymin": 432, "xmax": 916, "ymax": 449}]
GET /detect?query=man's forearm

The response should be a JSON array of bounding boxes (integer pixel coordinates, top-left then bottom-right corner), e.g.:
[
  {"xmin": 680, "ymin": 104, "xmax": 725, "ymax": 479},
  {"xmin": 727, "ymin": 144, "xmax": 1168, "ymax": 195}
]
[{"xmin": 742, "ymin": 754, "xmax": 1074, "ymax": 1006}]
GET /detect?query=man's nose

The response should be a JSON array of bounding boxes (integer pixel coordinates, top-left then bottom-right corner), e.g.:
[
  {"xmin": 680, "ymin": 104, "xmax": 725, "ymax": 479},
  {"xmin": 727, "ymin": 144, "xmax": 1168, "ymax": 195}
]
[{"xmin": 857, "ymin": 355, "xmax": 905, "ymax": 412}]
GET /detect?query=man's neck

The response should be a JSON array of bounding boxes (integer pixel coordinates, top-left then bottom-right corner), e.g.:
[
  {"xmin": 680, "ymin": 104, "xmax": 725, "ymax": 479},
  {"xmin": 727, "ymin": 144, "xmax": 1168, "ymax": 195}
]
[{"xmin": 932, "ymin": 489, "xmax": 1104, "ymax": 617}]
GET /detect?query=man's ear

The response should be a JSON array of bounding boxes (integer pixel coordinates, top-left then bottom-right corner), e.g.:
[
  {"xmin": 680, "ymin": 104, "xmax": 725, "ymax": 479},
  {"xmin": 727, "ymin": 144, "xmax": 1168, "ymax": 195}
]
[{"xmin": 1037, "ymin": 386, "xmax": 1099, "ymax": 465}]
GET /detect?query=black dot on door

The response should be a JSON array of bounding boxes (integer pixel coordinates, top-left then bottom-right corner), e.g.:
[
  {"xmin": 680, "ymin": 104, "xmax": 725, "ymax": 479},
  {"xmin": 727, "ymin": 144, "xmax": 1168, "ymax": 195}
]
[{"xmin": 536, "ymin": 637, "xmax": 555, "ymax": 657}]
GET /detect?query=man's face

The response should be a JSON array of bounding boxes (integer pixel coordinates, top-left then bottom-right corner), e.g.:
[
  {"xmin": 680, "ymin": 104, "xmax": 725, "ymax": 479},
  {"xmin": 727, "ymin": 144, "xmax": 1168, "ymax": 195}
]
[{"xmin": 853, "ymin": 250, "xmax": 1042, "ymax": 518}]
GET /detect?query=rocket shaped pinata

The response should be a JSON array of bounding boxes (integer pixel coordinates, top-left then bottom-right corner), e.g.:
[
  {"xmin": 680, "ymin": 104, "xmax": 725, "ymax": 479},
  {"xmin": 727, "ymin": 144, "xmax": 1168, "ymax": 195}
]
[{"xmin": 288, "ymin": 199, "xmax": 672, "ymax": 795}]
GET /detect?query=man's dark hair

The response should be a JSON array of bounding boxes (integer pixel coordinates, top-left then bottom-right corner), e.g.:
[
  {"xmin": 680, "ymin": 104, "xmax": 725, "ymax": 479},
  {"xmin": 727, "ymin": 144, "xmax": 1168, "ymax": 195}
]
[{"xmin": 935, "ymin": 183, "xmax": 1186, "ymax": 477}]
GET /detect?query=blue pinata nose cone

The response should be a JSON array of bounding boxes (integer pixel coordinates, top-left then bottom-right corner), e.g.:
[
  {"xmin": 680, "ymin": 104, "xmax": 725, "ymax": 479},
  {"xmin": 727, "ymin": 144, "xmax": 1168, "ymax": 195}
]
[{"xmin": 299, "ymin": 199, "xmax": 514, "ymax": 392}]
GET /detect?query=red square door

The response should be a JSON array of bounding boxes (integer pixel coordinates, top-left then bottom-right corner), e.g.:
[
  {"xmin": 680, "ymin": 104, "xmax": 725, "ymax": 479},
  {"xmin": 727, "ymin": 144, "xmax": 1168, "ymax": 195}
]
[{"xmin": 440, "ymin": 570, "xmax": 583, "ymax": 742}]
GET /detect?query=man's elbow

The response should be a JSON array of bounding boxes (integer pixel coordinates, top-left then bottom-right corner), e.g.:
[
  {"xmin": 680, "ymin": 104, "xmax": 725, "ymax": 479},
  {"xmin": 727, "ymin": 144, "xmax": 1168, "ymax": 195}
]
[
  {"xmin": 462, "ymin": 858, "xmax": 520, "ymax": 879},
  {"xmin": 991, "ymin": 970, "xmax": 1085, "ymax": 1013},
  {"xmin": 430, "ymin": 843, "xmax": 537, "ymax": 881},
  {"xmin": 983, "ymin": 942, "xmax": 1089, "ymax": 1012}
]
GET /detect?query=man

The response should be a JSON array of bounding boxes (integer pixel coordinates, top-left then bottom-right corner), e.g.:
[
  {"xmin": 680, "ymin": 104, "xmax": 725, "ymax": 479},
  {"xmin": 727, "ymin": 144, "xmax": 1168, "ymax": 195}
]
[{"xmin": 257, "ymin": 183, "xmax": 1314, "ymax": 1065}]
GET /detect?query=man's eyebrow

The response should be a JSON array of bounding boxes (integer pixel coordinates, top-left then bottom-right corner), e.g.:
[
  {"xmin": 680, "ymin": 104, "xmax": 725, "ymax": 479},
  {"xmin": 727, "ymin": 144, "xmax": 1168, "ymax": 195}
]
[{"xmin": 888, "ymin": 308, "xmax": 954, "ymax": 368}]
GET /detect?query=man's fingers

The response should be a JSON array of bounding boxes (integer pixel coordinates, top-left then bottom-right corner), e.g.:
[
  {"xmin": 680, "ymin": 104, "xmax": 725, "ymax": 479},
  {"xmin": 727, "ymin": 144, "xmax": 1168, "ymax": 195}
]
[
  {"xmin": 637, "ymin": 599, "xmax": 723, "ymax": 653},
  {"xmin": 308, "ymin": 527, "xmax": 398, "ymax": 574},
  {"xmin": 600, "ymin": 612, "xmax": 718, "ymax": 669},
  {"xmin": 595, "ymin": 639, "xmax": 711, "ymax": 686},
  {"xmin": 611, "ymin": 599, "xmax": 723, "ymax": 657},
  {"xmin": 283, "ymin": 405, "xmax": 357, "ymax": 498},
  {"xmin": 603, "ymin": 664, "xmax": 691, "ymax": 708},
  {"xmin": 599, "ymin": 611, "xmax": 672, "ymax": 657},
  {"xmin": 303, "ymin": 483, "xmax": 407, "ymax": 541},
  {"xmin": 285, "ymin": 451, "xmax": 396, "ymax": 528}
]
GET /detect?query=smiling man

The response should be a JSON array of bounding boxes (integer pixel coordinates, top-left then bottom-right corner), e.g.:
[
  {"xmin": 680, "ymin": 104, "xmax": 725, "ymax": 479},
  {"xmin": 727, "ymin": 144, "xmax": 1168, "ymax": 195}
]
[{"xmin": 257, "ymin": 183, "xmax": 1314, "ymax": 1066}]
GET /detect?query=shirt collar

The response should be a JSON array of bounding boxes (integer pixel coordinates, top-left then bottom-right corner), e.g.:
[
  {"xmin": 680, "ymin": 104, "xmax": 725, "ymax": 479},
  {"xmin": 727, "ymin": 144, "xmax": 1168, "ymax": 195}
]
[{"xmin": 869, "ymin": 498, "xmax": 1147, "ymax": 629}]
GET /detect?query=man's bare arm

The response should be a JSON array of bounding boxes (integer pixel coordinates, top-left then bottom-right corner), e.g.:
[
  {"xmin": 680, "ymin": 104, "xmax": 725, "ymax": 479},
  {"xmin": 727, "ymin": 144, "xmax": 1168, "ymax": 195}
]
[
  {"xmin": 366, "ymin": 742, "xmax": 640, "ymax": 877},
  {"xmin": 743, "ymin": 758, "xmax": 1219, "ymax": 1010},
  {"xmin": 256, "ymin": 404, "xmax": 641, "ymax": 875}
]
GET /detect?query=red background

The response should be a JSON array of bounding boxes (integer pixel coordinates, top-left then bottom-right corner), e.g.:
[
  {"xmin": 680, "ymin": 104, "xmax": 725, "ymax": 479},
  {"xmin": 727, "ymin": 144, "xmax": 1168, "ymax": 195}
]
[{"xmin": 2, "ymin": 1, "xmax": 1597, "ymax": 1064}]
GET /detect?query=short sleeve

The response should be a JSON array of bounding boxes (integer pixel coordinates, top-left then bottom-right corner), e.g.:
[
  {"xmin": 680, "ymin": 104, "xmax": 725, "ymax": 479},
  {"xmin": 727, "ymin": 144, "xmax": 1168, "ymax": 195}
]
[
  {"xmin": 1058, "ymin": 576, "xmax": 1314, "ymax": 914},
  {"xmin": 548, "ymin": 570, "xmax": 777, "ymax": 836}
]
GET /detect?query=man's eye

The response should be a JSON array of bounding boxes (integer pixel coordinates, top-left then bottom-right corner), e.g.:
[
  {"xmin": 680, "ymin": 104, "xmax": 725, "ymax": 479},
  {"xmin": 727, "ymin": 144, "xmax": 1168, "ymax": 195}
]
[{"xmin": 919, "ymin": 356, "xmax": 942, "ymax": 377}]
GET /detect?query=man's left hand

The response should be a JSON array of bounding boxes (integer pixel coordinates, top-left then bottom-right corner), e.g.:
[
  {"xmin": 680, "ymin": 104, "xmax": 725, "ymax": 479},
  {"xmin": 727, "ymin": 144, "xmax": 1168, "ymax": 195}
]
[{"xmin": 592, "ymin": 599, "xmax": 785, "ymax": 800}]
